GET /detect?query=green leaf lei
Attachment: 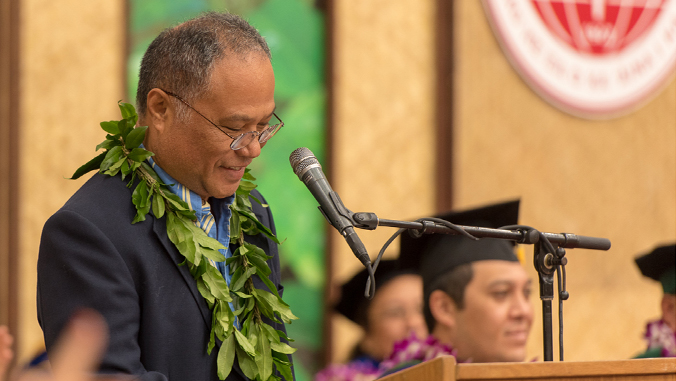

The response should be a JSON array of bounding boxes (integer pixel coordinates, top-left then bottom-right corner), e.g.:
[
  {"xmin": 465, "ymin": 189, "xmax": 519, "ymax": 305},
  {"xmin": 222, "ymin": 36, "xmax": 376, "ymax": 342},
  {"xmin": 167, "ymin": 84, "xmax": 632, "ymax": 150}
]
[{"xmin": 71, "ymin": 102, "xmax": 298, "ymax": 381}]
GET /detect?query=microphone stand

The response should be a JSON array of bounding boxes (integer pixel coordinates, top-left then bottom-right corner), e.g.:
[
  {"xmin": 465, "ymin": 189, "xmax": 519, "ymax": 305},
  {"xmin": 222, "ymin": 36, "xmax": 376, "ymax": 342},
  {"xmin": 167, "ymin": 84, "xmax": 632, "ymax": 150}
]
[{"xmin": 347, "ymin": 211, "xmax": 611, "ymax": 362}]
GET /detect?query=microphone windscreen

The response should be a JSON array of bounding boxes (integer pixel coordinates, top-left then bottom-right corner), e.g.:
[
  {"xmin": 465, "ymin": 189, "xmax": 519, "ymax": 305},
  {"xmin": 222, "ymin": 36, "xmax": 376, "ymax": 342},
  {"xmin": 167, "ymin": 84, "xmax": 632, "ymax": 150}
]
[{"xmin": 289, "ymin": 147, "xmax": 320, "ymax": 179}]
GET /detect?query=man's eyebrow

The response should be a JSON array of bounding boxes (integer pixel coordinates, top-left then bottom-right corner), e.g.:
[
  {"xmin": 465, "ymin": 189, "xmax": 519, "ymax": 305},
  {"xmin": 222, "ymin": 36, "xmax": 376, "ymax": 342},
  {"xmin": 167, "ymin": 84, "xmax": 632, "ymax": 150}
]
[
  {"xmin": 487, "ymin": 278, "xmax": 532, "ymax": 288},
  {"xmin": 221, "ymin": 108, "xmax": 277, "ymax": 124}
]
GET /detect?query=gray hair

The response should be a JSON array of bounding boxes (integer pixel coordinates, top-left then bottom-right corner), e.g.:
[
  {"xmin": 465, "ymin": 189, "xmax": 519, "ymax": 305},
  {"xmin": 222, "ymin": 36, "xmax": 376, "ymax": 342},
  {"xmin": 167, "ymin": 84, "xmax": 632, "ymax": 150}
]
[
  {"xmin": 136, "ymin": 12, "xmax": 271, "ymax": 118},
  {"xmin": 423, "ymin": 263, "xmax": 474, "ymax": 331}
]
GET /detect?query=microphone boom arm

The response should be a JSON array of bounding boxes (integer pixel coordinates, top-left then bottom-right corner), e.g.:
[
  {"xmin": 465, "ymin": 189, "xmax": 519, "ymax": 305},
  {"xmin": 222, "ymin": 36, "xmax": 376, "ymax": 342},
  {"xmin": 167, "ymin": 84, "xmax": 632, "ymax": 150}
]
[{"xmin": 351, "ymin": 211, "xmax": 611, "ymax": 251}]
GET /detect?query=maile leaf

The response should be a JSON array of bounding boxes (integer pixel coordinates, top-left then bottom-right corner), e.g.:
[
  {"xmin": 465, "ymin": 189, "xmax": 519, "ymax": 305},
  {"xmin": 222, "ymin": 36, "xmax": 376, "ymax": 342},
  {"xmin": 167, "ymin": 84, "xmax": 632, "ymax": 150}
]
[
  {"xmin": 217, "ymin": 333, "xmax": 236, "ymax": 380},
  {"xmin": 100, "ymin": 121, "xmax": 120, "ymax": 134},
  {"xmin": 127, "ymin": 147, "xmax": 154, "ymax": 162},
  {"xmin": 69, "ymin": 151, "xmax": 106, "ymax": 180},
  {"xmin": 236, "ymin": 345, "xmax": 257, "ymax": 380},
  {"xmin": 151, "ymin": 195, "xmax": 165, "ymax": 218},
  {"xmin": 125, "ymin": 126, "xmax": 148, "ymax": 150},
  {"xmin": 95, "ymin": 138, "xmax": 119, "ymax": 151},
  {"xmin": 234, "ymin": 329, "xmax": 256, "ymax": 357},
  {"xmin": 118, "ymin": 101, "xmax": 137, "ymax": 121},
  {"xmin": 270, "ymin": 340, "xmax": 296, "ymax": 355}
]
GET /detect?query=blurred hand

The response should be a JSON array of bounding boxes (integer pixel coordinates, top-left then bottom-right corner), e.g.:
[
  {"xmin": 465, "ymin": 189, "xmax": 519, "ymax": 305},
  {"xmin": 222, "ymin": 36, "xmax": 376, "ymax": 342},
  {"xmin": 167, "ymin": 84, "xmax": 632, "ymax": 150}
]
[
  {"xmin": 14, "ymin": 310, "xmax": 132, "ymax": 381},
  {"xmin": 0, "ymin": 325, "xmax": 14, "ymax": 381}
]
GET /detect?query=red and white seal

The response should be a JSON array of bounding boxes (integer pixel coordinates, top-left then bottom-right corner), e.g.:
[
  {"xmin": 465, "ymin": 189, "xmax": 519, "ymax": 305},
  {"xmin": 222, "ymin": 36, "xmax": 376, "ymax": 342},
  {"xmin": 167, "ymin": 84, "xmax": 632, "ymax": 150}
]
[{"xmin": 483, "ymin": 0, "xmax": 676, "ymax": 119}]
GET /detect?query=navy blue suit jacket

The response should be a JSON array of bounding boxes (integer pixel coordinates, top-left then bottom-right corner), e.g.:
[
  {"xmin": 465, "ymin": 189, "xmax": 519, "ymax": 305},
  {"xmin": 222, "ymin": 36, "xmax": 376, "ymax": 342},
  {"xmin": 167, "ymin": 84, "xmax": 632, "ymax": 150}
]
[{"xmin": 37, "ymin": 173, "xmax": 289, "ymax": 380}]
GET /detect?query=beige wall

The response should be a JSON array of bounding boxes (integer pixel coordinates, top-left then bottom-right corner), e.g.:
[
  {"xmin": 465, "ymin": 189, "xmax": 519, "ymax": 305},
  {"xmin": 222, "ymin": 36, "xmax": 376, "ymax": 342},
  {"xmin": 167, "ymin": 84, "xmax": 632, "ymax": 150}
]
[
  {"xmin": 18, "ymin": 0, "xmax": 125, "ymax": 362},
  {"xmin": 455, "ymin": 1, "xmax": 675, "ymax": 361},
  {"xmin": 331, "ymin": 0, "xmax": 437, "ymax": 363},
  {"xmin": 331, "ymin": 0, "xmax": 675, "ymax": 365}
]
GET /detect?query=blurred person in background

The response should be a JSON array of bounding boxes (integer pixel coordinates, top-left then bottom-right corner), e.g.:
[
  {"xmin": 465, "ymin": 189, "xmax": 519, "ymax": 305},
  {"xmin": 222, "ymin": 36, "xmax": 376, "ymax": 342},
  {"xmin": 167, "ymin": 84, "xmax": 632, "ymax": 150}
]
[
  {"xmin": 315, "ymin": 260, "xmax": 427, "ymax": 381},
  {"xmin": 381, "ymin": 200, "xmax": 533, "ymax": 375},
  {"xmin": 633, "ymin": 243, "xmax": 676, "ymax": 358},
  {"xmin": 0, "ymin": 325, "xmax": 13, "ymax": 381}
]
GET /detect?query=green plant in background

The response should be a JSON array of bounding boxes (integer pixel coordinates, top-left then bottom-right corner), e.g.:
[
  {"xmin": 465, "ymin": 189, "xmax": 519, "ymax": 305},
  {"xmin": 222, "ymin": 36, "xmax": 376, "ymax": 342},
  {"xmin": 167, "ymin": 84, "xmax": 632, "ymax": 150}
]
[
  {"xmin": 72, "ymin": 102, "xmax": 298, "ymax": 380},
  {"xmin": 128, "ymin": 0, "xmax": 326, "ymax": 379}
]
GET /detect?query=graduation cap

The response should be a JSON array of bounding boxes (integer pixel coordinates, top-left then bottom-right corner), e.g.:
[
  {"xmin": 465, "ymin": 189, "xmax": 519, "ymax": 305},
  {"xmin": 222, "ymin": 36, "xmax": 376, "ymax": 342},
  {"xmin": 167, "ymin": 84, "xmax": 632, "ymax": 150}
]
[
  {"xmin": 398, "ymin": 200, "xmax": 520, "ymax": 286},
  {"xmin": 335, "ymin": 259, "xmax": 417, "ymax": 327},
  {"xmin": 635, "ymin": 244, "xmax": 676, "ymax": 294}
]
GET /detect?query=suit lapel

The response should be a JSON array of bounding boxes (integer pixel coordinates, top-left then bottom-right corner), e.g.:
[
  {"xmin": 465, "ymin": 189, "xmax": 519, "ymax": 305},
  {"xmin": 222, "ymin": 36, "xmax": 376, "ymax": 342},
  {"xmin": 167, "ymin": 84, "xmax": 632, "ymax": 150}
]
[{"xmin": 152, "ymin": 216, "xmax": 212, "ymax": 329}]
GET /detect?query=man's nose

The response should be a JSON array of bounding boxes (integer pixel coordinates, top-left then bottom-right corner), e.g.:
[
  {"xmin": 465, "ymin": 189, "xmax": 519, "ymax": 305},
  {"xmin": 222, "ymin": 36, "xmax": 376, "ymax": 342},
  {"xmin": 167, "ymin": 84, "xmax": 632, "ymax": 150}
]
[
  {"xmin": 237, "ymin": 137, "xmax": 262, "ymax": 158},
  {"xmin": 511, "ymin": 294, "xmax": 533, "ymax": 320}
]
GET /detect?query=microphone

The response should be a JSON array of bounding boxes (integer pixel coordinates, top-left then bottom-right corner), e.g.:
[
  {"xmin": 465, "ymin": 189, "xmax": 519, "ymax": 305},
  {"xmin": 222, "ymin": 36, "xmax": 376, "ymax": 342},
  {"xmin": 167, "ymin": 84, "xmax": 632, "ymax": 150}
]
[{"xmin": 289, "ymin": 147, "xmax": 371, "ymax": 269}]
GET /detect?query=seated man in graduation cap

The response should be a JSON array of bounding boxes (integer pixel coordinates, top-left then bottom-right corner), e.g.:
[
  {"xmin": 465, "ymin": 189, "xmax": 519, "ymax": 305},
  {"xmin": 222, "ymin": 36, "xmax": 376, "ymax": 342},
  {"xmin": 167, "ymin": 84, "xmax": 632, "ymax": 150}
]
[
  {"xmin": 633, "ymin": 243, "xmax": 676, "ymax": 358},
  {"xmin": 382, "ymin": 200, "xmax": 533, "ymax": 372}
]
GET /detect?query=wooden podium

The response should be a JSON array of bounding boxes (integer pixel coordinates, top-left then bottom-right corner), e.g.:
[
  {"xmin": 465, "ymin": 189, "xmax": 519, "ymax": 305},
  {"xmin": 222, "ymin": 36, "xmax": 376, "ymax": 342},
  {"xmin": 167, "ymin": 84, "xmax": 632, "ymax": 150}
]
[{"xmin": 379, "ymin": 356, "xmax": 676, "ymax": 381}]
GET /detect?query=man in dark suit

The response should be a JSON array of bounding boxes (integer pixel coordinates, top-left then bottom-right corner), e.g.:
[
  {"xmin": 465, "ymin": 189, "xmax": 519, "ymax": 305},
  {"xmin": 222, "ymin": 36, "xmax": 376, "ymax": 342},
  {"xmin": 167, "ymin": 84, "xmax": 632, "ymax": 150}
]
[{"xmin": 37, "ymin": 12, "xmax": 290, "ymax": 381}]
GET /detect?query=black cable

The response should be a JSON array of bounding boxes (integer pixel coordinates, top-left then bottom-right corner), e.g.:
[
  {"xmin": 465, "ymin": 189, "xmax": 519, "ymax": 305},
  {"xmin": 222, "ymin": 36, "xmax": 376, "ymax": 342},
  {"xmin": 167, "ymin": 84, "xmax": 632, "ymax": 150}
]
[
  {"xmin": 364, "ymin": 227, "xmax": 406, "ymax": 299},
  {"xmin": 556, "ymin": 265, "xmax": 564, "ymax": 361},
  {"xmin": 364, "ymin": 217, "xmax": 479, "ymax": 299}
]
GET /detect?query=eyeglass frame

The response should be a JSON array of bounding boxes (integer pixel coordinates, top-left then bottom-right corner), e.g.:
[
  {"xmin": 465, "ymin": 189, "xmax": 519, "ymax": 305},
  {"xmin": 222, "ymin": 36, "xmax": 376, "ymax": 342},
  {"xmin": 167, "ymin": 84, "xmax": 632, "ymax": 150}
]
[{"xmin": 160, "ymin": 88, "xmax": 283, "ymax": 151}]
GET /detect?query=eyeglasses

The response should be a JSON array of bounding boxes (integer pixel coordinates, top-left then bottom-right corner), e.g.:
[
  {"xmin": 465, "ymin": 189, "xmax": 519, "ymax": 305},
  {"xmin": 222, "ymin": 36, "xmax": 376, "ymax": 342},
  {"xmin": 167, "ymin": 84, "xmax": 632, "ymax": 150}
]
[{"xmin": 161, "ymin": 89, "xmax": 283, "ymax": 151}]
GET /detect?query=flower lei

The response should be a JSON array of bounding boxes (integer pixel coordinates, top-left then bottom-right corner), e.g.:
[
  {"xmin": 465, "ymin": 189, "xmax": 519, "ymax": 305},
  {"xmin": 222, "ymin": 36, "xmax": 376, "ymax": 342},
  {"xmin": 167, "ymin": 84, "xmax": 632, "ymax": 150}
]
[
  {"xmin": 314, "ymin": 334, "xmax": 457, "ymax": 381},
  {"xmin": 379, "ymin": 334, "xmax": 457, "ymax": 373},
  {"xmin": 71, "ymin": 102, "xmax": 298, "ymax": 381},
  {"xmin": 644, "ymin": 319, "xmax": 676, "ymax": 357}
]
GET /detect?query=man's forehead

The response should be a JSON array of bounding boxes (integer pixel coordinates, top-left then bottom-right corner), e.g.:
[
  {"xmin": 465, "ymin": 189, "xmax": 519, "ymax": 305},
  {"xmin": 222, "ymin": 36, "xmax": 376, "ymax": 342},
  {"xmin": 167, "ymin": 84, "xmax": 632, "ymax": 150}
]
[{"xmin": 470, "ymin": 260, "xmax": 530, "ymax": 285}]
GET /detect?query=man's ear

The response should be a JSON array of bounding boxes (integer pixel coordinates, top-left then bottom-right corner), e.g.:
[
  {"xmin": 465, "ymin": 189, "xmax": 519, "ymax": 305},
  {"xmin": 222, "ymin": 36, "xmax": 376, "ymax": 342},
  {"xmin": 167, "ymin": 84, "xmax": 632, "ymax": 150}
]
[
  {"xmin": 429, "ymin": 290, "xmax": 457, "ymax": 330},
  {"xmin": 145, "ymin": 88, "xmax": 172, "ymax": 132}
]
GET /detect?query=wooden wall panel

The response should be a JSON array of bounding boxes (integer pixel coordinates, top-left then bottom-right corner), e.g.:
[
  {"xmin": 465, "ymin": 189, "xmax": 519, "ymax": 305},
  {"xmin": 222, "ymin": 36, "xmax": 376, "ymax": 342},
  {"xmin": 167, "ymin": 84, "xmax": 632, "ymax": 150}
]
[
  {"xmin": 17, "ymin": 0, "xmax": 125, "ymax": 362},
  {"xmin": 331, "ymin": 0, "xmax": 437, "ymax": 363}
]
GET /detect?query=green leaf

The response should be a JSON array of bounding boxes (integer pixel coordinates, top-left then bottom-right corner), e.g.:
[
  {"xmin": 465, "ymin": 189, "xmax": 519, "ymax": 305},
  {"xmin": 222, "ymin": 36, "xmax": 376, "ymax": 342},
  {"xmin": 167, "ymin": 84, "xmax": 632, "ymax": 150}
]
[
  {"xmin": 151, "ymin": 195, "xmax": 165, "ymax": 218},
  {"xmin": 257, "ymin": 325, "xmax": 273, "ymax": 380},
  {"xmin": 95, "ymin": 138, "xmax": 119, "ymax": 151},
  {"xmin": 231, "ymin": 266, "xmax": 257, "ymax": 292},
  {"xmin": 202, "ymin": 265, "xmax": 232, "ymax": 302},
  {"xmin": 217, "ymin": 333, "xmax": 236, "ymax": 380},
  {"xmin": 100, "ymin": 121, "xmax": 120, "ymax": 134},
  {"xmin": 256, "ymin": 290, "xmax": 298, "ymax": 324},
  {"xmin": 69, "ymin": 151, "xmax": 107, "ymax": 180},
  {"xmin": 118, "ymin": 119, "xmax": 132, "ymax": 139},
  {"xmin": 274, "ymin": 329, "xmax": 293, "ymax": 343},
  {"xmin": 230, "ymin": 210, "xmax": 241, "ymax": 241},
  {"xmin": 246, "ymin": 251, "xmax": 271, "ymax": 277},
  {"xmin": 261, "ymin": 323, "xmax": 281, "ymax": 344},
  {"xmin": 201, "ymin": 248, "xmax": 227, "ymax": 264},
  {"xmin": 270, "ymin": 340, "xmax": 296, "ymax": 355},
  {"xmin": 127, "ymin": 147, "xmax": 154, "ymax": 162},
  {"xmin": 233, "ymin": 291, "xmax": 253, "ymax": 299},
  {"xmin": 236, "ymin": 345, "xmax": 257, "ymax": 380},
  {"xmin": 234, "ymin": 329, "xmax": 256, "ymax": 357},
  {"xmin": 237, "ymin": 180, "xmax": 257, "ymax": 193},
  {"xmin": 196, "ymin": 278, "xmax": 215, "ymax": 305},
  {"xmin": 256, "ymin": 268, "xmax": 280, "ymax": 298},
  {"xmin": 237, "ymin": 209, "xmax": 280, "ymax": 244},
  {"xmin": 242, "ymin": 169, "xmax": 256, "ymax": 181},
  {"xmin": 125, "ymin": 126, "xmax": 148, "ymax": 149},
  {"xmin": 272, "ymin": 356, "xmax": 293, "ymax": 381},
  {"xmin": 118, "ymin": 101, "xmax": 137, "ymax": 121},
  {"xmin": 103, "ymin": 157, "xmax": 126, "ymax": 176},
  {"xmin": 193, "ymin": 233, "xmax": 226, "ymax": 252},
  {"xmin": 99, "ymin": 146, "xmax": 123, "ymax": 172},
  {"xmin": 141, "ymin": 162, "xmax": 163, "ymax": 183}
]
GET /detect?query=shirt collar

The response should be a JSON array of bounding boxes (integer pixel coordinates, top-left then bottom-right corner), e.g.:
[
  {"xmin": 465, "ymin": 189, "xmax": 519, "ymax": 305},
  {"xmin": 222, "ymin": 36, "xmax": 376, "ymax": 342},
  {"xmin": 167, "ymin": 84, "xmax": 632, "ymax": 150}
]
[{"xmin": 146, "ymin": 156, "xmax": 234, "ymax": 219}]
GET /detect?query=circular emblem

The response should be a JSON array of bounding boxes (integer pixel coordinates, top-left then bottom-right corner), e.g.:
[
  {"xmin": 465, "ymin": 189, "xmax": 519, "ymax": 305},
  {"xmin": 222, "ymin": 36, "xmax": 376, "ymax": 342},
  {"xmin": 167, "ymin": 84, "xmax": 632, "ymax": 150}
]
[{"xmin": 483, "ymin": 0, "xmax": 676, "ymax": 119}]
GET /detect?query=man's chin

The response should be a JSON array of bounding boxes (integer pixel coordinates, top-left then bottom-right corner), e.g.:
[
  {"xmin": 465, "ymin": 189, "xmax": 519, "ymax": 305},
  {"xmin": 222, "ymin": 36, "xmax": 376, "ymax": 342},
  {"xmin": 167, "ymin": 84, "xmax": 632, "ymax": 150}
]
[
  {"xmin": 206, "ymin": 182, "xmax": 240, "ymax": 200},
  {"xmin": 496, "ymin": 348, "xmax": 527, "ymax": 363}
]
